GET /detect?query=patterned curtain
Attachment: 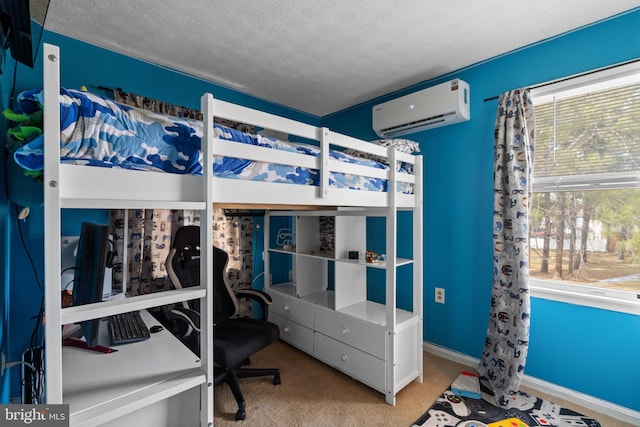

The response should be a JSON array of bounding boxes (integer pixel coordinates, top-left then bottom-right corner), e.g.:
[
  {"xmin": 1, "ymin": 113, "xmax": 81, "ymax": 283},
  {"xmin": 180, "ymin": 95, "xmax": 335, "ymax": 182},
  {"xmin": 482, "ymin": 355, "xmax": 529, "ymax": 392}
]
[
  {"xmin": 113, "ymin": 89, "xmax": 202, "ymax": 120},
  {"xmin": 110, "ymin": 209, "xmax": 200, "ymax": 295},
  {"xmin": 212, "ymin": 209, "xmax": 255, "ymax": 317},
  {"xmin": 109, "ymin": 90, "xmax": 255, "ymax": 314},
  {"xmin": 477, "ymin": 89, "xmax": 534, "ymax": 406}
]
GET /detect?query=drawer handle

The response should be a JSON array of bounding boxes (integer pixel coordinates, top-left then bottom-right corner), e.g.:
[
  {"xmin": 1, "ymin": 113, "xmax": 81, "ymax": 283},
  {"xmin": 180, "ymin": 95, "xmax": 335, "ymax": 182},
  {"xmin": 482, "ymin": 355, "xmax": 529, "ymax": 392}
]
[
  {"xmin": 283, "ymin": 305, "xmax": 290, "ymax": 311},
  {"xmin": 341, "ymin": 354, "xmax": 348, "ymax": 362},
  {"xmin": 341, "ymin": 327, "xmax": 348, "ymax": 335}
]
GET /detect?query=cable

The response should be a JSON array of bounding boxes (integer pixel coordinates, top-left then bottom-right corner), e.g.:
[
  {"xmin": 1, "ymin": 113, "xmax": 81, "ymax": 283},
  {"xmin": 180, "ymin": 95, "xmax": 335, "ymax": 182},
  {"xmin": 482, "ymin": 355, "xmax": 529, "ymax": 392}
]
[
  {"xmin": 18, "ymin": 347, "xmax": 44, "ymax": 404},
  {"xmin": 252, "ymin": 271, "xmax": 264, "ymax": 284},
  {"xmin": 8, "ymin": 56, "xmax": 17, "ymax": 108},
  {"xmin": 12, "ymin": 203, "xmax": 46, "ymax": 402},
  {"xmin": 31, "ymin": 0, "xmax": 51, "ymax": 70},
  {"xmin": 29, "ymin": 297, "xmax": 44, "ymax": 350},
  {"xmin": 61, "ymin": 266, "xmax": 75, "ymax": 275},
  {"xmin": 4, "ymin": 360, "xmax": 36, "ymax": 374},
  {"xmin": 15, "ymin": 204, "xmax": 43, "ymax": 292},
  {"xmin": 2, "ymin": 353, "xmax": 43, "ymax": 404}
]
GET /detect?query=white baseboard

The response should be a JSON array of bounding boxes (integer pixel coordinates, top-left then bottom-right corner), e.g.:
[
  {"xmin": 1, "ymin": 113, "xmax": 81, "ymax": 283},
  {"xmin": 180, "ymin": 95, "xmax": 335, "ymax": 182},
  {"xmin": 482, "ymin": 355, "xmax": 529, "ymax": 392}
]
[{"xmin": 423, "ymin": 341, "xmax": 640, "ymax": 426}]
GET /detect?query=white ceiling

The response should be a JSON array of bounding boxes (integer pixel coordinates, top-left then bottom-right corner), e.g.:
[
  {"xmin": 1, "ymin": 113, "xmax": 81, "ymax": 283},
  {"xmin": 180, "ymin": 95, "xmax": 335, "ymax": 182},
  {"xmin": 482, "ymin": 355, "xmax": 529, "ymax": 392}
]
[{"xmin": 33, "ymin": 0, "xmax": 640, "ymax": 117}]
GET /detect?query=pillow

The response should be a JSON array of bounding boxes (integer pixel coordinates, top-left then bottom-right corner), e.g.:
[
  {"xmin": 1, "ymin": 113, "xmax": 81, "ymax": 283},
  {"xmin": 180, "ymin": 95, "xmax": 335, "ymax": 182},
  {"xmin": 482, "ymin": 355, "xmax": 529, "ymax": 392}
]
[
  {"xmin": 369, "ymin": 138, "xmax": 421, "ymax": 154},
  {"xmin": 344, "ymin": 138, "xmax": 420, "ymax": 168}
]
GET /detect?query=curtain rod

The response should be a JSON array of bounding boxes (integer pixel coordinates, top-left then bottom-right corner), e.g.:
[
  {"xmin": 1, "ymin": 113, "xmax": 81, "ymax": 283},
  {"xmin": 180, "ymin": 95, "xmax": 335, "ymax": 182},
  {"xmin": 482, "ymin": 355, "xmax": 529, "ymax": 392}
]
[{"xmin": 482, "ymin": 57, "xmax": 640, "ymax": 102}]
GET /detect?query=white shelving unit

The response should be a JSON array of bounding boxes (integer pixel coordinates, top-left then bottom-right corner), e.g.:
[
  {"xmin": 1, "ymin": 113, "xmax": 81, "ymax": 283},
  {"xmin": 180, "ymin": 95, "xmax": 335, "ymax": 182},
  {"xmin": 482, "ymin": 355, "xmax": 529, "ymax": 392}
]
[
  {"xmin": 42, "ymin": 44, "xmax": 213, "ymax": 426},
  {"xmin": 264, "ymin": 208, "xmax": 423, "ymax": 405}
]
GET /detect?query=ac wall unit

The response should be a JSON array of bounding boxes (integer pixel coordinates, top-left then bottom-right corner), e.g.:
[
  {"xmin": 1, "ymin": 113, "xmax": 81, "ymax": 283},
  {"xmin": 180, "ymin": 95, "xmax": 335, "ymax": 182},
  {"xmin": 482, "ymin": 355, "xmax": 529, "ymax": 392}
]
[{"xmin": 372, "ymin": 79, "xmax": 470, "ymax": 138}]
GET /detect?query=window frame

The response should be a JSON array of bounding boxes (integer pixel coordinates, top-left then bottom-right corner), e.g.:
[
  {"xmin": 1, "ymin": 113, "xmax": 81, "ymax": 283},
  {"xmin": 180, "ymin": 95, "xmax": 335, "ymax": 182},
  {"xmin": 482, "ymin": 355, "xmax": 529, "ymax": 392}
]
[{"xmin": 529, "ymin": 60, "xmax": 640, "ymax": 316}]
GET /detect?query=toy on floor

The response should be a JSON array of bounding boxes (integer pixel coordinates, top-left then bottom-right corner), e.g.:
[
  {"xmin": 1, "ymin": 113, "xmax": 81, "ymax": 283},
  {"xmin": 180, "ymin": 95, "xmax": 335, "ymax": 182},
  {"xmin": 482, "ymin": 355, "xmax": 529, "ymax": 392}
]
[
  {"xmin": 487, "ymin": 418, "xmax": 529, "ymax": 427},
  {"xmin": 451, "ymin": 371, "xmax": 481, "ymax": 399}
]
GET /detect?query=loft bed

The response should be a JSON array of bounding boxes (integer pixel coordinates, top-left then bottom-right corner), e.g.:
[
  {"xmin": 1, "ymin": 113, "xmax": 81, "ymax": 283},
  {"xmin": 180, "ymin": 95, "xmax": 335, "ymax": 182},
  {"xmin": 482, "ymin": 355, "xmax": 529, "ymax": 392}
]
[{"xmin": 35, "ymin": 43, "xmax": 423, "ymax": 424}]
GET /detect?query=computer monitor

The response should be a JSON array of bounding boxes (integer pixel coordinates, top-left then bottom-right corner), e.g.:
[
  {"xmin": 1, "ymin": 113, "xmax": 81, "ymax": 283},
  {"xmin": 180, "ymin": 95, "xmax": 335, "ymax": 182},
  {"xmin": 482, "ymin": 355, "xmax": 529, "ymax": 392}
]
[{"xmin": 72, "ymin": 222, "xmax": 111, "ymax": 348}]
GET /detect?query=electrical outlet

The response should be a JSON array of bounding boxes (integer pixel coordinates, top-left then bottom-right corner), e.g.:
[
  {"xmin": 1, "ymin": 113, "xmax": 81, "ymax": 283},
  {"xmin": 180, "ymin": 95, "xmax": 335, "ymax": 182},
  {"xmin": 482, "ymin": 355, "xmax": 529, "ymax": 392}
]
[{"xmin": 435, "ymin": 287, "xmax": 445, "ymax": 304}]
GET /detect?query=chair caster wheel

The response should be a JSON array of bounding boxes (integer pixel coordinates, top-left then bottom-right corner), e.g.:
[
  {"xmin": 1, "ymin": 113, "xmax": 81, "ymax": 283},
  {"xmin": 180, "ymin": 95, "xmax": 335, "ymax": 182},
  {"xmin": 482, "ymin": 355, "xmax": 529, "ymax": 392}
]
[{"xmin": 273, "ymin": 374, "xmax": 281, "ymax": 385}]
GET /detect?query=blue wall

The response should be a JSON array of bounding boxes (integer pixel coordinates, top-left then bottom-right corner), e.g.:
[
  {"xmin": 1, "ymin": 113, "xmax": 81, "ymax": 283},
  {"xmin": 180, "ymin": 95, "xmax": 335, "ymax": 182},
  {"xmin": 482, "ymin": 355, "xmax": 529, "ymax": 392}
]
[
  {"xmin": 324, "ymin": 9, "xmax": 640, "ymax": 412},
  {"xmin": 0, "ymin": 51, "xmax": 21, "ymax": 403},
  {"xmin": 3, "ymin": 9, "xmax": 638, "ymax": 412}
]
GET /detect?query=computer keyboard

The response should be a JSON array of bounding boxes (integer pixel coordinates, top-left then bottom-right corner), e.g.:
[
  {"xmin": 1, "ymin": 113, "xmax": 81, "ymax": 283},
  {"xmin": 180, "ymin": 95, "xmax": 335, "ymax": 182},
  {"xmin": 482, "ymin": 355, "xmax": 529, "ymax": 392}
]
[{"xmin": 107, "ymin": 311, "xmax": 151, "ymax": 345}]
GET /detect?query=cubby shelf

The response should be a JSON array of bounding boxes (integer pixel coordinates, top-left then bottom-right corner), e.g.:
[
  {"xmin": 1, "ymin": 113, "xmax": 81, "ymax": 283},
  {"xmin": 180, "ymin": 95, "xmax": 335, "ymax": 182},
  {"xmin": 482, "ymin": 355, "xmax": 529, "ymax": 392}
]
[
  {"xmin": 269, "ymin": 248, "xmax": 413, "ymax": 269},
  {"xmin": 265, "ymin": 209, "xmax": 423, "ymax": 405}
]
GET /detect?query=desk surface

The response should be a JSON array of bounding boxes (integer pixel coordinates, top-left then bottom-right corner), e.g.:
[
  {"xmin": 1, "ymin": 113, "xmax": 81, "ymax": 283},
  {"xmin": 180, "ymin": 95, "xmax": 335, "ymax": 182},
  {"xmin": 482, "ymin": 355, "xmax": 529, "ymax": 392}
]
[{"xmin": 62, "ymin": 310, "xmax": 205, "ymax": 425}]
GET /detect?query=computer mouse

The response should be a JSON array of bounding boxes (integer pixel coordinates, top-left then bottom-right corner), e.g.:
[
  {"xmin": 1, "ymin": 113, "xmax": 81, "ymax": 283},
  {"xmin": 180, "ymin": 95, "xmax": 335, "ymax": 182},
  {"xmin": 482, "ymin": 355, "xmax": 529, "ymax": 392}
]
[{"xmin": 150, "ymin": 325, "xmax": 164, "ymax": 333}]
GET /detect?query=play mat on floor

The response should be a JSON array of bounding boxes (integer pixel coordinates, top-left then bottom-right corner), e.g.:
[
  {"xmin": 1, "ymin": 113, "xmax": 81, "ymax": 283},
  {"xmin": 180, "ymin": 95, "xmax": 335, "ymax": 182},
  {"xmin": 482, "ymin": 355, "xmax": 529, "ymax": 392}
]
[{"xmin": 411, "ymin": 373, "xmax": 601, "ymax": 427}]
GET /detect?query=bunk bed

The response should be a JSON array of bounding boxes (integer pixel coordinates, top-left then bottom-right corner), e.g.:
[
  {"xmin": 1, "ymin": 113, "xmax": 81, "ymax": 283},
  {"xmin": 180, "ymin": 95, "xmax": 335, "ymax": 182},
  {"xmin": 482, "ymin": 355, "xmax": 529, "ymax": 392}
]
[{"xmin": 37, "ymin": 43, "xmax": 423, "ymax": 426}]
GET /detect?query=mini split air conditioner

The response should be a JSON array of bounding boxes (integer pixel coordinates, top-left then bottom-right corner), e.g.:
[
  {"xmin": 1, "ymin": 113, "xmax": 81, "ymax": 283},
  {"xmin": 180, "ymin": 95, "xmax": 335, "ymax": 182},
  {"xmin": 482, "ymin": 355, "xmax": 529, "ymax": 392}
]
[{"xmin": 372, "ymin": 79, "xmax": 470, "ymax": 138}]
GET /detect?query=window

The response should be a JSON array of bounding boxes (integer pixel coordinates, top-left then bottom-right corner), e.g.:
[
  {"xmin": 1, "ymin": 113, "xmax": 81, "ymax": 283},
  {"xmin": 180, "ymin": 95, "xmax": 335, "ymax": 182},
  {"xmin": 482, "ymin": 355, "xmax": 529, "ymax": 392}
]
[{"xmin": 529, "ymin": 61, "xmax": 640, "ymax": 315}]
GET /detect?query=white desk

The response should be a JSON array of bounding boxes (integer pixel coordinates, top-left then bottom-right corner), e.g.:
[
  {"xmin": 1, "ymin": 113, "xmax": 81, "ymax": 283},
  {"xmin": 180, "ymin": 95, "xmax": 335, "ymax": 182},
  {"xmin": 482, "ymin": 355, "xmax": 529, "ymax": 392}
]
[{"xmin": 62, "ymin": 311, "xmax": 203, "ymax": 426}]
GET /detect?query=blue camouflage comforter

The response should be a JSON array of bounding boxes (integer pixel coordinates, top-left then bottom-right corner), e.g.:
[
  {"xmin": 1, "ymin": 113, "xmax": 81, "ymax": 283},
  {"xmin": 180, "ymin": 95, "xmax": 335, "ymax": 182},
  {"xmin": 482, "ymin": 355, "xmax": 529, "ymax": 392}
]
[{"xmin": 10, "ymin": 88, "xmax": 410, "ymax": 192}]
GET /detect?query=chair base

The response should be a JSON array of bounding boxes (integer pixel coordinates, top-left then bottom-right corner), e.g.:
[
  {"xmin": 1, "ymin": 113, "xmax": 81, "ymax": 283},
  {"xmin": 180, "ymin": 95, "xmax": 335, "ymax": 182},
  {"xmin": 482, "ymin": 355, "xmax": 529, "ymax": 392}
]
[{"xmin": 214, "ymin": 366, "xmax": 281, "ymax": 421}]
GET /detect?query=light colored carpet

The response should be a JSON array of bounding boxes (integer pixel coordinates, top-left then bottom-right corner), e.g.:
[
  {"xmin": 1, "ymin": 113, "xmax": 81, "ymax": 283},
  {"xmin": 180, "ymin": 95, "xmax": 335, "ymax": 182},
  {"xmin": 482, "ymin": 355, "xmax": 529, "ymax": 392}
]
[{"xmin": 214, "ymin": 340, "xmax": 634, "ymax": 426}]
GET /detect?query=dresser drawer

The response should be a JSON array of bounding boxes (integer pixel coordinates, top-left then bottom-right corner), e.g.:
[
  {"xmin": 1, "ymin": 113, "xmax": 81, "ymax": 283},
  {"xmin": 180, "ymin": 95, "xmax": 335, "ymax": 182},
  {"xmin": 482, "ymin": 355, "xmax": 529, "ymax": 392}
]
[
  {"xmin": 269, "ymin": 312, "xmax": 314, "ymax": 354},
  {"xmin": 313, "ymin": 332, "xmax": 385, "ymax": 392},
  {"xmin": 269, "ymin": 291, "xmax": 314, "ymax": 328},
  {"xmin": 313, "ymin": 306, "xmax": 386, "ymax": 359}
]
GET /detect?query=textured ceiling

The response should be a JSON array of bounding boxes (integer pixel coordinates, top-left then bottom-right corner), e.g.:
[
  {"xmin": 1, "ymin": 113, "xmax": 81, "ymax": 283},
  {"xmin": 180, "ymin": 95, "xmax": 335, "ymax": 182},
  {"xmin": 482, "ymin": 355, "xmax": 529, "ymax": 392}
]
[{"xmin": 32, "ymin": 0, "xmax": 640, "ymax": 117}]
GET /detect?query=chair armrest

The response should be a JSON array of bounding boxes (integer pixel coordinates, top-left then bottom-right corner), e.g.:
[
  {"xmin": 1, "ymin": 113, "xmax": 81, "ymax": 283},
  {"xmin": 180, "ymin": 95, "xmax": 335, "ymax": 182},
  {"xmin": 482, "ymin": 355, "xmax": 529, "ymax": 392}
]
[
  {"xmin": 168, "ymin": 306, "xmax": 201, "ymax": 334},
  {"xmin": 162, "ymin": 306, "xmax": 200, "ymax": 355},
  {"xmin": 235, "ymin": 289, "xmax": 272, "ymax": 306},
  {"xmin": 235, "ymin": 289, "xmax": 273, "ymax": 320}
]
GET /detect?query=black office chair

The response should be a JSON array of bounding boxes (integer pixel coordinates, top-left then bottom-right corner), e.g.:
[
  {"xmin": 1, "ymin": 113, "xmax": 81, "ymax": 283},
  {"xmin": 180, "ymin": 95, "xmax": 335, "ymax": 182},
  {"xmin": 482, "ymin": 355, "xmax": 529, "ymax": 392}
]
[{"xmin": 165, "ymin": 225, "xmax": 281, "ymax": 421}]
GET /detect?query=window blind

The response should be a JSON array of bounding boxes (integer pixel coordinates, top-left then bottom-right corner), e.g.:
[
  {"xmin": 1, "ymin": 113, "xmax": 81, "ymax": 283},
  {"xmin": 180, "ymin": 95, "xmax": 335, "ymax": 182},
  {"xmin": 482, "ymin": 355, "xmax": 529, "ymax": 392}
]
[{"xmin": 532, "ymin": 82, "xmax": 640, "ymax": 191}]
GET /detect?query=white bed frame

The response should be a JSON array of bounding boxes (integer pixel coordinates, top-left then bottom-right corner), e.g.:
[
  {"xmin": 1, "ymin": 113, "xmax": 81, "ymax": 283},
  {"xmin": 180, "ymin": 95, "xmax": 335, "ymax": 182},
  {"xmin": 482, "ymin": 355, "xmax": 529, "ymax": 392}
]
[
  {"xmin": 41, "ymin": 42, "xmax": 423, "ymax": 425},
  {"xmin": 51, "ymin": 100, "xmax": 419, "ymax": 209}
]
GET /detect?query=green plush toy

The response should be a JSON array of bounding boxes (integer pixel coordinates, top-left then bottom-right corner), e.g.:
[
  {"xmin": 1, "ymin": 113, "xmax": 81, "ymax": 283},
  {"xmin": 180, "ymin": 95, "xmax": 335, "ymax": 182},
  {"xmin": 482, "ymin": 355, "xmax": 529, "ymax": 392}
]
[{"xmin": 3, "ymin": 107, "xmax": 45, "ymax": 207}]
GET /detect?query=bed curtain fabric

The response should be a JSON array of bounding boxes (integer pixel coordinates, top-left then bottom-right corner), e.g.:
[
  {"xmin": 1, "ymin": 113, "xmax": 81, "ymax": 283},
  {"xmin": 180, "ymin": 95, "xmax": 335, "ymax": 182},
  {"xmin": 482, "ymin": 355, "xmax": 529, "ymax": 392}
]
[
  {"xmin": 114, "ymin": 88, "xmax": 203, "ymax": 120},
  {"xmin": 109, "ymin": 90, "xmax": 255, "ymax": 315},
  {"xmin": 110, "ymin": 209, "xmax": 254, "ymax": 316},
  {"xmin": 110, "ymin": 209, "xmax": 200, "ymax": 295},
  {"xmin": 477, "ymin": 89, "xmax": 534, "ymax": 406}
]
